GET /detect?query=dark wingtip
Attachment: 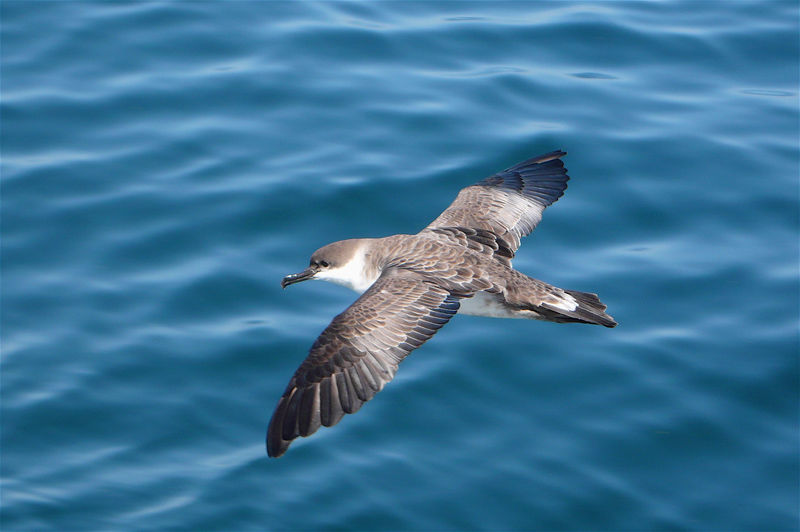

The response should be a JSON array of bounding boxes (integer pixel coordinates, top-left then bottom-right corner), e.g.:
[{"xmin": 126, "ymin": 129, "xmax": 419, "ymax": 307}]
[
  {"xmin": 506, "ymin": 150, "xmax": 567, "ymax": 170},
  {"xmin": 267, "ymin": 436, "xmax": 290, "ymax": 458},
  {"xmin": 266, "ymin": 397, "xmax": 292, "ymax": 458},
  {"xmin": 537, "ymin": 149, "xmax": 567, "ymax": 161},
  {"xmin": 481, "ymin": 150, "xmax": 570, "ymax": 209}
]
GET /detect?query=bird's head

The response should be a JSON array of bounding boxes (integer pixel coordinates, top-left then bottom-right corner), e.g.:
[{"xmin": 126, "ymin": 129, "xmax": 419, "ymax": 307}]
[{"xmin": 281, "ymin": 239, "xmax": 372, "ymax": 292}]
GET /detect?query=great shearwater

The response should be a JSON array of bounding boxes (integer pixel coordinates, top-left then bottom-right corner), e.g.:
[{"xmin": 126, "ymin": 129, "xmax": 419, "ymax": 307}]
[{"xmin": 268, "ymin": 150, "xmax": 616, "ymax": 457}]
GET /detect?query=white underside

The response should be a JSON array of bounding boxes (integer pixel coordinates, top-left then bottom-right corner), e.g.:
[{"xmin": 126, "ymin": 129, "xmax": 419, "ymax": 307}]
[
  {"xmin": 459, "ymin": 292, "xmax": 530, "ymax": 319},
  {"xmin": 459, "ymin": 290, "xmax": 578, "ymax": 319}
]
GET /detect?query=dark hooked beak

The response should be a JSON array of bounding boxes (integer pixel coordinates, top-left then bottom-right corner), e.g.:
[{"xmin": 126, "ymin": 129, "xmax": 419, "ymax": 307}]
[{"xmin": 281, "ymin": 266, "xmax": 318, "ymax": 289}]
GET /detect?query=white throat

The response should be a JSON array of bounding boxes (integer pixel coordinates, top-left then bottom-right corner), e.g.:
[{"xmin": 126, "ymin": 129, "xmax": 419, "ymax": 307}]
[{"xmin": 314, "ymin": 246, "xmax": 378, "ymax": 293}]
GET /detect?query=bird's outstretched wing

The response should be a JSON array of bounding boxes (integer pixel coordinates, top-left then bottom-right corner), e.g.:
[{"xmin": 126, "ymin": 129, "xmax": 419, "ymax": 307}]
[
  {"xmin": 267, "ymin": 268, "xmax": 460, "ymax": 457},
  {"xmin": 423, "ymin": 150, "xmax": 569, "ymax": 253}
]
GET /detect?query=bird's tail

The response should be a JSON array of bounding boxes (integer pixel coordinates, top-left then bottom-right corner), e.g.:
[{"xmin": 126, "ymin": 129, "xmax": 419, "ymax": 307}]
[
  {"xmin": 505, "ymin": 273, "xmax": 617, "ymax": 327},
  {"xmin": 559, "ymin": 289, "xmax": 617, "ymax": 328},
  {"xmin": 497, "ymin": 270, "xmax": 617, "ymax": 327}
]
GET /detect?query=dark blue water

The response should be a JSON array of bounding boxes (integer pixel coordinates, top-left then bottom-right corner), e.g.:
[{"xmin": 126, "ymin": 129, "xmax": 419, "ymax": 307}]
[{"xmin": 2, "ymin": 2, "xmax": 798, "ymax": 530}]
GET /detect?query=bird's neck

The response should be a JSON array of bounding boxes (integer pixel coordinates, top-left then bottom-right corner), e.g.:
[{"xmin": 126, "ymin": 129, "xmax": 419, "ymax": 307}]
[{"xmin": 316, "ymin": 240, "xmax": 382, "ymax": 293}]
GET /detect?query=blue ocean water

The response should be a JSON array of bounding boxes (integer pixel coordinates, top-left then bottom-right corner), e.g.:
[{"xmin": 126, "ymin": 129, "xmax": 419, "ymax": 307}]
[{"xmin": 2, "ymin": 1, "xmax": 798, "ymax": 530}]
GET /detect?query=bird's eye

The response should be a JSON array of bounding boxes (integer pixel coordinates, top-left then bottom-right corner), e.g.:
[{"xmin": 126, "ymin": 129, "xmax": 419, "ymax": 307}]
[{"xmin": 319, "ymin": 260, "xmax": 329, "ymax": 268}]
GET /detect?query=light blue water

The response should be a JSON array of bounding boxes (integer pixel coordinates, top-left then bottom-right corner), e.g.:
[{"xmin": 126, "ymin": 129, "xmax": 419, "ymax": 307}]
[{"xmin": 2, "ymin": 2, "xmax": 798, "ymax": 530}]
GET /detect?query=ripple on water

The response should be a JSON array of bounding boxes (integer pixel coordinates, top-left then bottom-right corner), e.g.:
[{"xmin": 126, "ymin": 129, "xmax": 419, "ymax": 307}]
[{"xmin": 2, "ymin": 1, "xmax": 798, "ymax": 530}]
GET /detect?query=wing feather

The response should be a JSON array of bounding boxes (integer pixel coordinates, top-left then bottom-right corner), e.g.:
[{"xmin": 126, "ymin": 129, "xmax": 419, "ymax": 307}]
[
  {"xmin": 267, "ymin": 269, "xmax": 460, "ymax": 457},
  {"xmin": 423, "ymin": 150, "xmax": 569, "ymax": 252}
]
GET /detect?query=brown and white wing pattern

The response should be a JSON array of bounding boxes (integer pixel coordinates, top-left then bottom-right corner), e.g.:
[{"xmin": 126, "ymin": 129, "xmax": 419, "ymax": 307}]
[
  {"xmin": 424, "ymin": 150, "xmax": 569, "ymax": 253},
  {"xmin": 267, "ymin": 268, "xmax": 460, "ymax": 457}
]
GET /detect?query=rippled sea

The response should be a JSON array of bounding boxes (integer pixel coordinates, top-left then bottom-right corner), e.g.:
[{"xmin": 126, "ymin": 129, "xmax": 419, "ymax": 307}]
[{"xmin": 2, "ymin": 2, "xmax": 798, "ymax": 530}]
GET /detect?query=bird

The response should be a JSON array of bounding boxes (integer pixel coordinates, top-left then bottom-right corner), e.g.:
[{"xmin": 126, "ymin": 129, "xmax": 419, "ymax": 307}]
[{"xmin": 268, "ymin": 150, "xmax": 616, "ymax": 457}]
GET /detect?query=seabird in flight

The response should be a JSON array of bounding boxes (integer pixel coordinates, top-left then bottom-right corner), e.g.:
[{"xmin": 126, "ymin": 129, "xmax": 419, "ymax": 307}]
[{"xmin": 268, "ymin": 150, "xmax": 616, "ymax": 457}]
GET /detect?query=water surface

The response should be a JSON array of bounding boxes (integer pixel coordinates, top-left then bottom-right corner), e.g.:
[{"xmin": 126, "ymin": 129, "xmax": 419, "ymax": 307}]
[{"xmin": 2, "ymin": 2, "xmax": 798, "ymax": 530}]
